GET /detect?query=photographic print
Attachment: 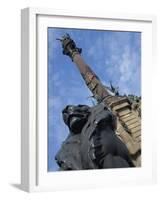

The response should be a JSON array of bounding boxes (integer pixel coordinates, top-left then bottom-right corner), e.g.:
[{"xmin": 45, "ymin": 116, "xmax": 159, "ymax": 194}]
[
  {"xmin": 21, "ymin": 8, "xmax": 155, "ymax": 191},
  {"xmin": 48, "ymin": 28, "xmax": 141, "ymax": 172}
]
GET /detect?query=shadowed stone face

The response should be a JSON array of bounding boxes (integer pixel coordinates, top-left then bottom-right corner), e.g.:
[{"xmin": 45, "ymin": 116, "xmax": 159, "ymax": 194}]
[{"xmin": 62, "ymin": 105, "xmax": 90, "ymax": 134}]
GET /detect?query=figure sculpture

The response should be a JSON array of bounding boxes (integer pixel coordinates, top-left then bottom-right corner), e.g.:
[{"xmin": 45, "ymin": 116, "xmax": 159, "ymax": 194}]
[{"xmin": 56, "ymin": 103, "xmax": 134, "ymax": 170}]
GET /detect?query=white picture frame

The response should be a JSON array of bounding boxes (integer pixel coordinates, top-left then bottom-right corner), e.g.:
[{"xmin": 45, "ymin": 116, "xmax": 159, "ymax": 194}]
[{"xmin": 21, "ymin": 7, "xmax": 157, "ymax": 192}]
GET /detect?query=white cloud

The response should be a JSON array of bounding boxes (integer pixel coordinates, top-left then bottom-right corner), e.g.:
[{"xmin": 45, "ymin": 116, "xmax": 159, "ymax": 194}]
[{"xmin": 119, "ymin": 46, "xmax": 132, "ymax": 82}]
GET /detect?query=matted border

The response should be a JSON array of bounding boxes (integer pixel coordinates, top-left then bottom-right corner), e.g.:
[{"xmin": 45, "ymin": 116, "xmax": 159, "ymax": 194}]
[{"xmin": 21, "ymin": 7, "xmax": 157, "ymax": 192}]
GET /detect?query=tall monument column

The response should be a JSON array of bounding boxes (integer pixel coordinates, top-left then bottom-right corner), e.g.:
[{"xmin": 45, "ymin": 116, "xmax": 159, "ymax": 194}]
[{"xmin": 57, "ymin": 34, "xmax": 110, "ymax": 102}]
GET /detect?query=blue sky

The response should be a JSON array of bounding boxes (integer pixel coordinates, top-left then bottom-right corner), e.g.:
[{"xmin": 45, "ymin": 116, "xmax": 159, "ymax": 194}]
[{"xmin": 48, "ymin": 27, "xmax": 141, "ymax": 171}]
